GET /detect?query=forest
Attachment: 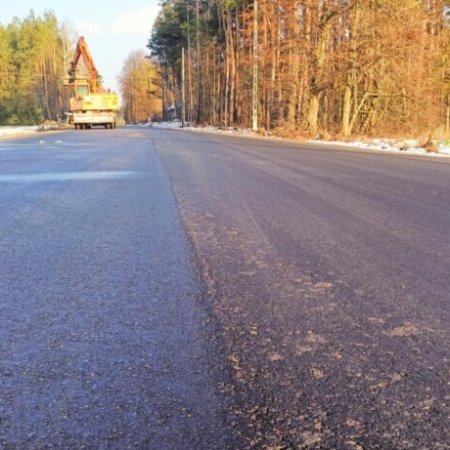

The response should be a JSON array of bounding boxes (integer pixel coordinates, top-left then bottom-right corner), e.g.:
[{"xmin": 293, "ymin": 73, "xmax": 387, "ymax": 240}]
[
  {"xmin": 0, "ymin": 10, "xmax": 159, "ymax": 127},
  {"xmin": 149, "ymin": 0, "xmax": 450, "ymax": 138},
  {"xmin": 2, "ymin": 2, "xmax": 450, "ymax": 139},
  {"xmin": 0, "ymin": 12, "xmax": 74, "ymax": 125},
  {"xmin": 119, "ymin": 50, "xmax": 162, "ymax": 124}
]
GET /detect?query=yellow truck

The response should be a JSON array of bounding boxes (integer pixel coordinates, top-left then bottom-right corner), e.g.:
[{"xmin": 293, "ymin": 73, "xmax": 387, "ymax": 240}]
[{"xmin": 64, "ymin": 37, "xmax": 120, "ymax": 129}]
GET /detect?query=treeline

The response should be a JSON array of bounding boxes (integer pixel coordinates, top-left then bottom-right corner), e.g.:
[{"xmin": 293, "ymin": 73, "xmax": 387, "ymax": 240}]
[
  {"xmin": 0, "ymin": 12, "xmax": 72, "ymax": 125},
  {"xmin": 148, "ymin": 0, "xmax": 450, "ymax": 137},
  {"xmin": 119, "ymin": 50, "xmax": 162, "ymax": 123}
]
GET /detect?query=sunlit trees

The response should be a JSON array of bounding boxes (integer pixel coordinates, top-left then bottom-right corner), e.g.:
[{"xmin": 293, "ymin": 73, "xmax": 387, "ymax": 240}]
[
  {"xmin": 119, "ymin": 50, "xmax": 162, "ymax": 123},
  {"xmin": 148, "ymin": 0, "xmax": 450, "ymax": 138},
  {"xmin": 0, "ymin": 11, "xmax": 67, "ymax": 125},
  {"xmin": 0, "ymin": 25, "xmax": 13, "ymax": 124}
]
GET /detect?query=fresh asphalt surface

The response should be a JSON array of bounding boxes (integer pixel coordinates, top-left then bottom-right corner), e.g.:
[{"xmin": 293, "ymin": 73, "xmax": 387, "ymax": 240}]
[
  {"xmin": 0, "ymin": 130, "xmax": 232, "ymax": 449},
  {"xmin": 0, "ymin": 127, "xmax": 449, "ymax": 449}
]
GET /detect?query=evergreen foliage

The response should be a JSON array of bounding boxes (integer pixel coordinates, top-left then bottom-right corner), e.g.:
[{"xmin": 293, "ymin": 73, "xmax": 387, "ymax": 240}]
[{"xmin": 0, "ymin": 11, "xmax": 67, "ymax": 125}]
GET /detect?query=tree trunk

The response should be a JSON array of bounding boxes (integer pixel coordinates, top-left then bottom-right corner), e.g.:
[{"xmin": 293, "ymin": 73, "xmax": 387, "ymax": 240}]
[
  {"xmin": 307, "ymin": 94, "xmax": 320, "ymax": 133},
  {"xmin": 342, "ymin": 85, "xmax": 352, "ymax": 136}
]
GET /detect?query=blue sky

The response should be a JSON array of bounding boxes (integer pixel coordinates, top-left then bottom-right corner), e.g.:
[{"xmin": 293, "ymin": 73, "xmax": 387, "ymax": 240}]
[{"xmin": 1, "ymin": 0, "xmax": 161, "ymax": 92}]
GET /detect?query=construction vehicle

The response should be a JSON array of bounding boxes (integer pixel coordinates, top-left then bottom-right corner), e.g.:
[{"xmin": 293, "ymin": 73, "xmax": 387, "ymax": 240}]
[{"xmin": 64, "ymin": 37, "xmax": 119, "ymax": 129}]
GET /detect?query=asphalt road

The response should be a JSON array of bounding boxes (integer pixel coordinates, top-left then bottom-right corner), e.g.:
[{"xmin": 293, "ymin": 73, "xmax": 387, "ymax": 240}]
[
  {"xmin": 152, "ymin": 129, "xmax": 450, "ymax": 449},
  {"xmin": 0, "ymin": 130, "xmax": 233, "ymax": 449},
  {"xmin": 1, "ymin": 127, "xmax": 449, "ymax": 449}
]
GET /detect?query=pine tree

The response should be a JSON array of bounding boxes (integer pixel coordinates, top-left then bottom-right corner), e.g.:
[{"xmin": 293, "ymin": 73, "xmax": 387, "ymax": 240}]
[{"xmin": 0, "ymin": 11, "xmax": 68, "ymax": 125}]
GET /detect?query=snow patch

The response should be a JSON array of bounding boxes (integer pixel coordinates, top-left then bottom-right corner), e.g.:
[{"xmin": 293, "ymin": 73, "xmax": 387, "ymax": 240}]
[
  {"xmin": 0, "ymin": 126, "xmax": 39, "ymax": 137},
  {"xmin": 438, "ymin": 142, "xmax": 450, "ymax": 156},
  {"xmin": 149, "ymin": 121, "xmax": 256, "ymax": 136},
  {"xmin": 315, "ymin": 138, "xmax": 450, "ymax": 158},
  {"xmin": 150, "ymin": 120, "xmax": 183, "ymax": 130},
  {"xmin": 0, "ymin": 124, "xmax": 62, "ymax": 138},
  {"xmin": 148, "ymin": 122, "xmax": 450, "ymax": 159}
]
